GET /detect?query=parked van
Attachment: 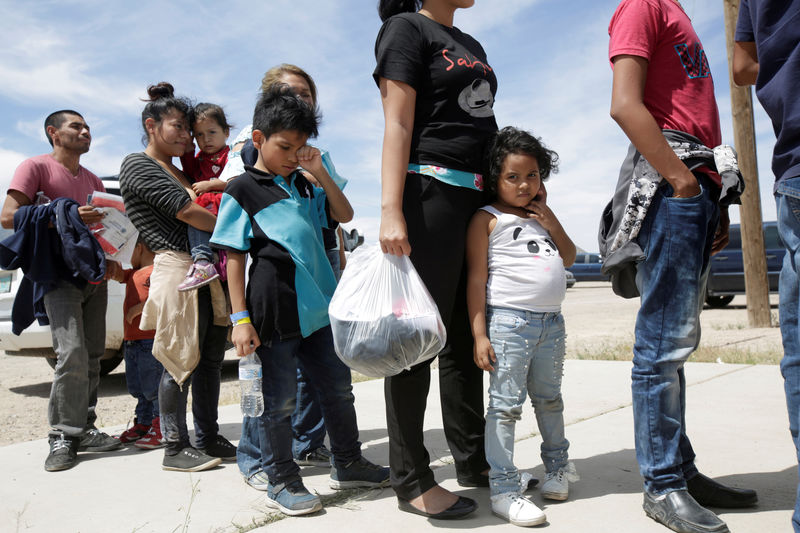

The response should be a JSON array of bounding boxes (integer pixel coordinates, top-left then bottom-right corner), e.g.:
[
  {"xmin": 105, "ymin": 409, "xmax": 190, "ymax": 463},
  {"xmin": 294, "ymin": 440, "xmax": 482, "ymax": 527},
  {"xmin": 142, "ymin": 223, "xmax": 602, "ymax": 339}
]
[
  {"xmin": 568, "ymin": 252, "xmax": 609, "ymax": 282},
  {"xmin": 705, "ymin": 222, "xmax": 784, "ymax": 308}
]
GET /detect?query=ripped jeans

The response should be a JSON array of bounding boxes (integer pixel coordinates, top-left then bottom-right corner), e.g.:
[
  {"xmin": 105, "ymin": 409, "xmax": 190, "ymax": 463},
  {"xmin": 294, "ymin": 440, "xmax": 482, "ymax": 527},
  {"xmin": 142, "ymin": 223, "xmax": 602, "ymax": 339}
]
[{"xmin": 485, "ymin": 306, "xmax": 569, "ymax": 496}]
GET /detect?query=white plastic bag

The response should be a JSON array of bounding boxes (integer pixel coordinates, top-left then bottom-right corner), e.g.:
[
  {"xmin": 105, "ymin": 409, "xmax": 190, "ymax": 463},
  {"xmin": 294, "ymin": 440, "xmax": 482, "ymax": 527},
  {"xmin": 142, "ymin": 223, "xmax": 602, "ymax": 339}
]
[{"xmin": 329, "ymin": 245, "xmax": 446, "ymax": 377}]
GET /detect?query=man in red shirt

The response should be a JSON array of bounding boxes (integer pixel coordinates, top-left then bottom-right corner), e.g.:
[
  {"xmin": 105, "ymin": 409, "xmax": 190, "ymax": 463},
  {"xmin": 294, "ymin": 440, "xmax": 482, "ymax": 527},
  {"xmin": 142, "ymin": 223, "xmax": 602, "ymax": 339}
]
[
  {"xmin": 608, "ymin": 1, "xmax": 757, "ymax": 532},
  {"xmin": 1, "ymin": 110, "xmax": 122, "ymax": 472}
]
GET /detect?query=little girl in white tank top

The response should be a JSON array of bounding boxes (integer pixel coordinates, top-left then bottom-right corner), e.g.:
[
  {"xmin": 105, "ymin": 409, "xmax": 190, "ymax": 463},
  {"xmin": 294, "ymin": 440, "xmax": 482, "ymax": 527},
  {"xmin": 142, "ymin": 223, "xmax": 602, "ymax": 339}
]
[{"xmin": 466, "ymin": 127, "xmax": 579, "ymax": 527}]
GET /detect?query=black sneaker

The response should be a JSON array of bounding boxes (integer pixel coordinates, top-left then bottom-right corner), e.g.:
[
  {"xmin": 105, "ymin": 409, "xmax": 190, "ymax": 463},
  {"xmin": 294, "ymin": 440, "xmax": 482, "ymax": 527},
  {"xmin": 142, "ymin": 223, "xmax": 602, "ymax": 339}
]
[
  {"xmin": 162, "ymin": 447, "xmax": 222, "ymax": 472},
  {"xmin": 297, "ymin": 446, "xmax": 332, "ymax": 467},
  {"xmin": 197, "ymin": 435, "xmax": 237, "ymax": 461},
  {"xmin": 79, "ymin": 428, "xmax": 123, "ymax": 452},
  {"xmin": 45, "ymin": 435, "xmax": 79, "ymax": 472},
  {"xmin": 329, "ymin": 456, "xmax": 390, "ymax": 490}
]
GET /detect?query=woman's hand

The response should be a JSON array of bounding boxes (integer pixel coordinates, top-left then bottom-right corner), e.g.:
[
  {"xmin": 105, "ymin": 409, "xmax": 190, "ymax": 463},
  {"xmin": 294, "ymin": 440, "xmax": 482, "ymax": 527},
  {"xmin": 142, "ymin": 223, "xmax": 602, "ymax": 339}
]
[
  {"xmin": 379, "ymin": 207, "xmax": 410, "ymax": 256},
  {"xmin": 473, "ymin": 335, "xmax": 496, "ymax": 372},
  {"xmin": 232, "ymin": 323, "xmax": 261, "ymax": 357}
]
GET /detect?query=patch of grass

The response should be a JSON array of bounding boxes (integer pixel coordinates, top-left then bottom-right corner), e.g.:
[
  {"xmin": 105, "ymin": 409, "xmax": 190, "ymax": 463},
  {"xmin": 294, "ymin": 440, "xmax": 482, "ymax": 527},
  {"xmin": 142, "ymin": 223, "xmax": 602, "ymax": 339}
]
[
  {"xmin": 569, "ymin": 341, "xmax": 782, "ymax": 365},
  {"xmin": 226, "ymin": 487, "xmax": 389, "ymax": 532},
  {"xmin": 709, "ymin": 322, "xmax": 747, "ymax": 331},
  {"xmin": 172, "ymin": 477, "xmax": 200, "ymax": 533}
]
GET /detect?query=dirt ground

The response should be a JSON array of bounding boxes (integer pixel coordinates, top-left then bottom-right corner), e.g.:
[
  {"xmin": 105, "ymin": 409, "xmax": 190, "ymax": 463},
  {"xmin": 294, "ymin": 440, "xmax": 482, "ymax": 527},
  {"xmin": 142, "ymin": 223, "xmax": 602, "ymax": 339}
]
[{"xmin": 0, "ymin": 282, "xmax": 782, "ymax": 447}]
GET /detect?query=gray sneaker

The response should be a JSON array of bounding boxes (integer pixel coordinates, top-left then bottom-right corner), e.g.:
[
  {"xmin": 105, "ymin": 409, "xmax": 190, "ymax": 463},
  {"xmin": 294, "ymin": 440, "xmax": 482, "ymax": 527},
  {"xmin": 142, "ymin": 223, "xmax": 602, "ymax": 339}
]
[
  {"xmin": 79, "ymin": 428, "xmax": 122, "ymax": 452},
  {"xmin": 297, "ymin": 446, "xmax": 332, "ymax": 467},
  {"xmin": 162, "ymin": 447, "xmax": 222, "ymax": 472},
  {"xmin": 541, "ymin": 462, "xmax": 579, "ymax": 501},
  {"xmin": 265, "ymin": 479, "xmax": 322, "ymax": 516},
  {"xmin": 44, "ymin": 435, "xmax": 79, "ymax": 472},
  {"xmin": 329, "ymin": 456, "xmax": 390, "ymax": 490}
]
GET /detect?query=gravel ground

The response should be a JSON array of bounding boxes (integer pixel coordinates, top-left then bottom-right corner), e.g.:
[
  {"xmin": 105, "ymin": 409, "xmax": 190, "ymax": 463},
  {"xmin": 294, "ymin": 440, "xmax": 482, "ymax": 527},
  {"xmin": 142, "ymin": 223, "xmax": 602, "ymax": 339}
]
[{"xmin": 0, "ymin": 282, "xmax": 782, "ymax": 447}]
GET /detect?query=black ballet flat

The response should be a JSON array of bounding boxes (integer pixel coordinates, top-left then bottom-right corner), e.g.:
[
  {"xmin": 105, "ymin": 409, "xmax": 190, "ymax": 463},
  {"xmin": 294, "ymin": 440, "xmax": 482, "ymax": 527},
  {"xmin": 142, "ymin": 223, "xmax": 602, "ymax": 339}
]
[{"xmin": 397, "ymin": 495, "xmax": 478, "ymax": 519}]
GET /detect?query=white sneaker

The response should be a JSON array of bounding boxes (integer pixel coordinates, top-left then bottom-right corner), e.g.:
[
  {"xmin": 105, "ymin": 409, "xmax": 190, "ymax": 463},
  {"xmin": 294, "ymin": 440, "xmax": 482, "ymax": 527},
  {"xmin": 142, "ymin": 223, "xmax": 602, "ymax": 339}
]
[
  {"xmin": 491, "ymin": 492, "xmax": 546, "ymax": 527},
  {"xmin": 541, "ymin": 461, "xmax": 579, "ymax": 501}
]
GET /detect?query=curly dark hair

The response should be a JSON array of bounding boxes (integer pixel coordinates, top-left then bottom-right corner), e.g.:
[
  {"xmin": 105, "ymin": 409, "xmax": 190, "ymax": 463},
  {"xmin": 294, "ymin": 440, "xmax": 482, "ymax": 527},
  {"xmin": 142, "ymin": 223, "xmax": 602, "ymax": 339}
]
[{"xmin": 484, "ymin": 126, "xmax": 559, "ymax": 199}]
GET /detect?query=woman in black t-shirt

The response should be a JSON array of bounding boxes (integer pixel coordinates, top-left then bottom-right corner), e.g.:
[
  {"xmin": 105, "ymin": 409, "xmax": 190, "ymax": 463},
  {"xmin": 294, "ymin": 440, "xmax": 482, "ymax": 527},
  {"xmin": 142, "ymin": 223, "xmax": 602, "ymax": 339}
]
[{"xmin": 374, "ymin": 0, "xmax": 497, "ymax": 519}]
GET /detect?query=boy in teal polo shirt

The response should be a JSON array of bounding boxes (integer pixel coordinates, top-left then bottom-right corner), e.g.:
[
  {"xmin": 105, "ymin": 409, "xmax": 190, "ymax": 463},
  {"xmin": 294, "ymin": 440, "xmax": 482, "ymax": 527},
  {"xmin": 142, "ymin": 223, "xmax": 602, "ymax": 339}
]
[{"xmin": 211, "ymin": 86, "xmax": 388, "ymax": 517}]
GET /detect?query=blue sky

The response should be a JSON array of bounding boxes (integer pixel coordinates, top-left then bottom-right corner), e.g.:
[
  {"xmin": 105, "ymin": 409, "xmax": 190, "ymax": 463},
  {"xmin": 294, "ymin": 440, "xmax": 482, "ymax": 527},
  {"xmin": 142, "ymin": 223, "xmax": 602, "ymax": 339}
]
[{"xmin": 0, "ymin": 0, "xmax": 778, "ymax": 252}]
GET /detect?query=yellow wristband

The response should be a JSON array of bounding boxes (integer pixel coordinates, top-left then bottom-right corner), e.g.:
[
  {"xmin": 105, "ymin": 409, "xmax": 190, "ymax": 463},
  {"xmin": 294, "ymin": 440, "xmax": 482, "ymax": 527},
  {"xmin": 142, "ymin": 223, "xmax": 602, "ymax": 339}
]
[{"xmin": 233, "ymin": 317, "xmax": 251, "ymax": 326}]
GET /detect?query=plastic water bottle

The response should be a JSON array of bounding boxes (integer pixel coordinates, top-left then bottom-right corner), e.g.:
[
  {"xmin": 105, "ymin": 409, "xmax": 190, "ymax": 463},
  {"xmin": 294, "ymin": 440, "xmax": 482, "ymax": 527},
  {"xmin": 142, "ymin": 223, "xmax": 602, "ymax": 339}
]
[{"xmin": 239, "ymin": 352, "xmax": 264, "ymax": 417}]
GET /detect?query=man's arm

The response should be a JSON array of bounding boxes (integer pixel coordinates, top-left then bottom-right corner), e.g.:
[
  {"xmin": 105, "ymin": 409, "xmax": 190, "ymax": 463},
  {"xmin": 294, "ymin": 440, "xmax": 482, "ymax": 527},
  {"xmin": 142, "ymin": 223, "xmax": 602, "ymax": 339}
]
[
  {"xmin": 0, "ymin": 190, "xmax": 31, "ymax": 229},
  {"xmin": 610, "ymin": 55, "xmax": 701, "ymax": 198},
  {"xmin": 733, "ymin": 41, "xmax": 759, "ymax": 86}
]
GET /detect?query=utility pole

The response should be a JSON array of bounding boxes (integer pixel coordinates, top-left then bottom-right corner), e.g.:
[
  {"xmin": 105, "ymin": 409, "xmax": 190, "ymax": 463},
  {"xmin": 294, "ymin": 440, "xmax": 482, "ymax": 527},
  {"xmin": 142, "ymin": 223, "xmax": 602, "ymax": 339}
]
[{"xmin": 722, "ymin": 0, "xmax": 771, "ymax": 327}]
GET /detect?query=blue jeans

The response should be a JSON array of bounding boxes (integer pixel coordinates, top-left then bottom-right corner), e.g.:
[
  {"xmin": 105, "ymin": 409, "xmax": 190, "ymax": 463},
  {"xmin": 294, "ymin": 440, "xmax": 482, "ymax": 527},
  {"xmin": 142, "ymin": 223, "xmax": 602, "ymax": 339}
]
[
  {"xmin": 123, "ymin": 339, "xmax": 163, "ymax": 426},
  {"xmin": 632, "ymin": 176, "xmax": 719, "ymax": 495},
  {"xmin": 289, "ymin": 247, "xmax": 341, "ymax": 458},
  {"xmin": 43, "ymin": 280, "xmax": 107, "ymax": 438},
  {"xmin": 237, "ymin": 326, "xmax": 361, "ymax": 484},
  {"xmin": 485, "ymin": 306, "xmax": 569, "ymax": 496},
  {"xmin": 187, "ymin": 226, "xmax": 213, "ymax": 263},
  {"xmin": 776, "ymin": 176, "xmax": 800, "ymax": 532},
  {"xmin": 292, "ymin": 363, "xmax": 326, "ymax": 458}
]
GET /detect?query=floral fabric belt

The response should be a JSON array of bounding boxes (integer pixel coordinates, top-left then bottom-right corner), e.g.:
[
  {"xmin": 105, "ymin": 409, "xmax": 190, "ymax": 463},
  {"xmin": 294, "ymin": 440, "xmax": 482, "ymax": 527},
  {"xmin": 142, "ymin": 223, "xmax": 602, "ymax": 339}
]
[{"xmin": 407, "ymin": 164, "xmax": 483, "ymax": 191}]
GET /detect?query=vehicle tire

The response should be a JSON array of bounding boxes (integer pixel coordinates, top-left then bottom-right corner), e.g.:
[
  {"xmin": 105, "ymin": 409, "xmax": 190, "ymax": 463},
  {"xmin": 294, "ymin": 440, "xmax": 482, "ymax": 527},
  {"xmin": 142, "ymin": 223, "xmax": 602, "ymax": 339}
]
[
  {"xmin": 100, "ymin": 350, "xmax": 124, "ymax": 376},
  {"xmin": 706, "ymin": 294, "xmax": 734, "ymax": 308}
]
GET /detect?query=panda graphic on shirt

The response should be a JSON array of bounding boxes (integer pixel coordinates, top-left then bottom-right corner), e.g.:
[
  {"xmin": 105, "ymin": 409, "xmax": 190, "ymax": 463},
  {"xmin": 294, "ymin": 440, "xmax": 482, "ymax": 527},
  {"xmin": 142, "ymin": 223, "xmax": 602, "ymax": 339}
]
[{"xmin": 512, "ymin": 226, "xmax": 559, "ymax": 258}]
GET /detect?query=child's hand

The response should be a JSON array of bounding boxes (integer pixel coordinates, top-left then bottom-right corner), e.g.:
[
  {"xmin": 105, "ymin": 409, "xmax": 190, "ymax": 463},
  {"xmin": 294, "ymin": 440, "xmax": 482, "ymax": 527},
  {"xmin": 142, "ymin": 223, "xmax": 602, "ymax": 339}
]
[
  {"xmin": 524, "ymin": 199, "xmax": 560, "ymax": 233},
  {"xmin": 232, "ymin": 323, "xmax": 261, "ymax": 357},
  {"xmin": 192, "ymin": 180, "xmax": 216, "ymax": 195},
  {"xmin": 473, "ymin": 336, "xmax": 496, "ymax": 372},
  {"xmin": 104, "ymin": 260, "xmax": 123, "ymax": 282},
  {"xmin": 296, "ymin": 145, "xmax": 324, "ymax": 177}
]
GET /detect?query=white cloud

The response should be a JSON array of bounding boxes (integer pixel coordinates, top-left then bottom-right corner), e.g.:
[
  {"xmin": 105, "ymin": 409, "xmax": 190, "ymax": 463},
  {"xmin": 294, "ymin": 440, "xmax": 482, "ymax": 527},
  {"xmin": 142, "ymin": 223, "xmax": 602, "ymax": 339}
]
[
  {"xmin": 0, "ymin": 148, "xmax": 28, "ymax": 194},
  {"xmin": 15, "ymin": 119, "xmax": 47, "ymax": 143}
]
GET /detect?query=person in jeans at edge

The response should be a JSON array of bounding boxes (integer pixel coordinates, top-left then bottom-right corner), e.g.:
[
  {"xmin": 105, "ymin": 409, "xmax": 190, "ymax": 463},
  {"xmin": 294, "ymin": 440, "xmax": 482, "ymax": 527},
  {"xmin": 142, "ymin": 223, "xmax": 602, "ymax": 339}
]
[
  {"xmin": 608, "ymin": 1, "xmax": 758, "ymax": 532},
  {"xmin": 0, "ymin": 110, "xmax": 123, "ymax": 472},
  {"xmin": 374, "ymin": 0, "xmax": 495, "ymax": 520},
  {"xmin": 733, "ymin": 1, "xmax": 800, "ymax": 530}
]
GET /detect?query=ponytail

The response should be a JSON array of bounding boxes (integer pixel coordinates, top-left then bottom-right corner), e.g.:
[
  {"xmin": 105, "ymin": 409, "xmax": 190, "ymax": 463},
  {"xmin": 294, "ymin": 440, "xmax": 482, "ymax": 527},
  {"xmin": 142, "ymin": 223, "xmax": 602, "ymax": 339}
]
[{"xmin": 378, "ymin": 0, "xmax": 421, "ymax": 21}]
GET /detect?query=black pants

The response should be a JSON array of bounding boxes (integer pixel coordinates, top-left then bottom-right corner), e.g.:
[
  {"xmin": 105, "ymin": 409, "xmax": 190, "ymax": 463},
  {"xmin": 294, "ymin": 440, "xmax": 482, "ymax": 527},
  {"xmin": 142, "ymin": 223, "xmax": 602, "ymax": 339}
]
[
  {"xmin": 384, "ymin": 174, "xmax": 489, "ymax": 500},
  {"xmin": 160, "ymin": 286, "xmax": 228, "ymax": 453}
]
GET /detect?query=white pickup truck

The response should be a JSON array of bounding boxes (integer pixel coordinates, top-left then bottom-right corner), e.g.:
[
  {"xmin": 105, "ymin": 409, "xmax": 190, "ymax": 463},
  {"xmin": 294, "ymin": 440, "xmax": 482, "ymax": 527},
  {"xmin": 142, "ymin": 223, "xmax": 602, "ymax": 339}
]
[{"xmin": 0, "ymin": 177, "xmax": 125, "ymax": 375}]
